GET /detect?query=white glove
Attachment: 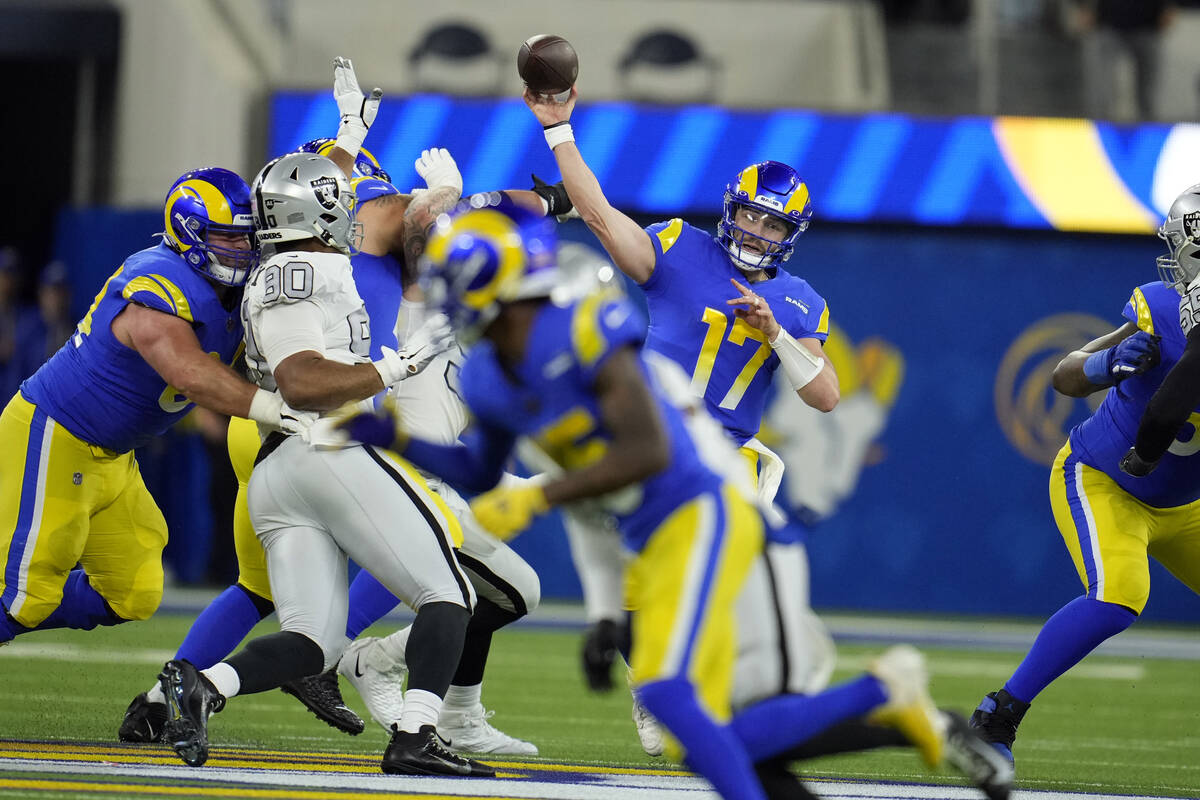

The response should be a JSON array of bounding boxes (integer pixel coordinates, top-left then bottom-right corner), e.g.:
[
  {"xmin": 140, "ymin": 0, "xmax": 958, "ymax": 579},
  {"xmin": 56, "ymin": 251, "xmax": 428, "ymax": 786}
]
[
  {"xmin": 307, "ymin": 416, "xmax": 350, "ymax": 450},
  {"xmin": 333, "ymin": 56, "xmax": 382, "ymax": 157},
  {"xmin": 247, "ymin": 389, "xmax": 319, "ymax": 436},
  {"xmin": 414, "ymin": 148, "xmax": 463, "ymax": 195},
  {"xmin": 371, "ymin": 313, "xmax": 456, "ymax": 385}
]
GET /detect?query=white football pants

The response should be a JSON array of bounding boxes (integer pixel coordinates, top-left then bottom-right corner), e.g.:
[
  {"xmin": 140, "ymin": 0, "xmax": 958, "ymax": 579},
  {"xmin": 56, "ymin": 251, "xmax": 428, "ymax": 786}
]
[
  {"xmin": 248, "ymin": 437, "xmax": 475, "ymax": 670},
  {"xmin": 732, "ymin": 539, "xmax": 836, "ymax": 711}
]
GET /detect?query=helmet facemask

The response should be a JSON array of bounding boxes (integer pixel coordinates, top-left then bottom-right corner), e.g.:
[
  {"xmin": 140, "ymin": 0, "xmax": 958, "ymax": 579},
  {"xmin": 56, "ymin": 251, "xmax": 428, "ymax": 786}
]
[
  {"xmin": 1158, "ymin": 212, "xmax": 1200, "ymax": 295},
  {"xmin": 718, "ymin": 201, "xmax": 803, "ymax": 272}
]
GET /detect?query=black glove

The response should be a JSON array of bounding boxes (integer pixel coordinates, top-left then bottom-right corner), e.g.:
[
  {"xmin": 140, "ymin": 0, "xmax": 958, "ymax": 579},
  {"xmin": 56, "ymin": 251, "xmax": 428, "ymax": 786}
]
[
  {"xmin": 1119, "ymin": 446, "xmax": 1158, "ymax": 477},
  {"xmin": 581, "ymin": 618, "xmax": 623, "ymax": 692},
  {"xmin": 530, "ymin": 173, "xmax": 574, "ymax": 218}
]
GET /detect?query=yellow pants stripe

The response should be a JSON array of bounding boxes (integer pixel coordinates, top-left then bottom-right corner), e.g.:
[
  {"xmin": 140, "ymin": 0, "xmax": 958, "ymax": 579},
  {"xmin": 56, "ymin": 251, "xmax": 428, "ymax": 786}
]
[
  {"xmin": 627, "ymin": 484, "xmax": 763, "ymax": 721},
  {"xmin": 1050, "ymin": 441, "xmax": 1200, "ymax": 613},
  {"xmin": 0, "ymin": 394, "xmax": 167, "ymax": 625}
]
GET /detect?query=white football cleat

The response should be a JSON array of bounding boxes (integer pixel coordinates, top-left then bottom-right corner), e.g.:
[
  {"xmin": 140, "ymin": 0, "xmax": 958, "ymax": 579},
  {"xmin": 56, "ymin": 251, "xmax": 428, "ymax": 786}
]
[
  {"xmin": 867, "ymin": 644, "xmax": 945, "ymax": 767},
  {"xmin": 337, "ymin": 636, "xmax": 406, "ymax": 732},
  {"xmin": 631, "ymin": 696, "xmax": 665, "ymax": 757},
  {"xmin": 439, "ymin": 704, "xmax": 538, "ymax": 755}
]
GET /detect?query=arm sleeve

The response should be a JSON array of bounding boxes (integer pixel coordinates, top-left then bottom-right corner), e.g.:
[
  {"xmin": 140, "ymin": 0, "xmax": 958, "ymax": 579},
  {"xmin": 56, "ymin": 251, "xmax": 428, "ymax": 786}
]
[
  {"xmin": 256, "ymin": 300, "xmax": 327, "ymax": 372},
  {"xmin": 1134, "ymin": 324, "xmax": 1200, "ymax": 461},
  {"xmin": 402, "ymin": 420, "xmax": 515, "ymax": 493}
]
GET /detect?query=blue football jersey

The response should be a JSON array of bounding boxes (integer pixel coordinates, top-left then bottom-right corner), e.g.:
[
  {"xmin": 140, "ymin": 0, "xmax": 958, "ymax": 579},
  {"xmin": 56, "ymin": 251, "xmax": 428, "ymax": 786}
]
[
  {"xmin": 1069, "ymin": 281, "xmax": 1200, "ymax": 507},
  {"xmin": 641, "ymin": 219, "xmax": 829, "ymax": 445},
  {"xmin": 20, "ymin": 243, "xmax": 244, "ymax": 453},
  {"xmin": 350, "ymin": 251, "xmax": 405, "ymax": 357},
  {"xmin": 459, "ymin": 289, "xmax": 723, "ymax": 552}
]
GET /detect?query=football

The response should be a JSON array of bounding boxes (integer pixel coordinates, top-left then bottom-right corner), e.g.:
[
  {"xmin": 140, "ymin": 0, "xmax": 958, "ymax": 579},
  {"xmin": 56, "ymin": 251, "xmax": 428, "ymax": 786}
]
[{"xmin": 517, "ymin": 34, "xmax": 578, "ymax": 99}]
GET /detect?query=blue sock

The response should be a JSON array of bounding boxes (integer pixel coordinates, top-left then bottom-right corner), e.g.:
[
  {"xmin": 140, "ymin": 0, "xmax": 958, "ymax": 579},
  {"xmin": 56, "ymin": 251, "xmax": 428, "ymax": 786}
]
[
  {"xmin": 32, "ymin": 570, "xmax": 121, "ymax": 631},
  {"xmin": 0, "ymin": 608, "xmax": 29, "ymax": 642},
  {"xmin": 730, "ymin": 674, "xmax": 888, "ymax": 761},
  {"xmin": 1005, "ymin": 596, "xmax": 1136, "ymax": 703},
  {"xmin": 638, "ymin": 678, "xmax": 766, "ymax": 800},
  {"xmin": 176, "ymin": 584, "xmax": 273, "ymax": 669},
  {"xmin": 346, "ymin": 569, "xmax": 401, "ymax": 639}
]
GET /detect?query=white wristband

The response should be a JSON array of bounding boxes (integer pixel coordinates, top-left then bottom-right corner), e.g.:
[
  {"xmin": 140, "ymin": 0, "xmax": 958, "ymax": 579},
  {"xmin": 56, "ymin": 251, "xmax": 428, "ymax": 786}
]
[
  {"xmin": 544, "ymin": 122, "xmax": 575, "ymax": 150},
  {"xmin": 247, "ymin": 388, "xmax": 282, "ymax": 425},
  {"xmin": 334, "ymin": 126, "xmax": 366, "ymax": 160},
  {"xmin": 770, "ymin": 327, "xmax": 825, "ymax": 390}
]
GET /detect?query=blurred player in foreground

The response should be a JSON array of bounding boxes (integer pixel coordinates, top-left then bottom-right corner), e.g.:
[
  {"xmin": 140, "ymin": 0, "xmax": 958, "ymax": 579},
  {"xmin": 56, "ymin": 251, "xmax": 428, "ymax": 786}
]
[
  {"xmin": 333, "ymin": 196, "xmax": 956, "ymax": 800},
  {"xmin": 0, "ymin": 166, "xmax": 306, "ymax": 649},
  {"xmin": 971, "ymin": 185, "xmax": 1200, "ymax": 767}
]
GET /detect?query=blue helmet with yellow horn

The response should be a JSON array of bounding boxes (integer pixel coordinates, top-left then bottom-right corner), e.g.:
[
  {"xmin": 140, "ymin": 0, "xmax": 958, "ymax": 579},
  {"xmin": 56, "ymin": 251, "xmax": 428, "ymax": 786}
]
[
  {"xmin": 419, "ymin": 192, "xmax": 559, "ymax": 343},
  {"xmin": 717, "ymin": 160, "xmax": 812, "ymax": 272},
  {"xmin": 161, "ymin": 166, "xmax": 256, "ymax": 286}
]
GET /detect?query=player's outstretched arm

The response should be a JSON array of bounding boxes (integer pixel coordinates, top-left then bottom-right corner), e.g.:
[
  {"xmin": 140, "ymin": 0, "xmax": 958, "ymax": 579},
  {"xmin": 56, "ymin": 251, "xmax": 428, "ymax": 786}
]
[
  {"xmin": 1053, "ymin": 321, "xmax": 1159, "ymax": 397},
  {"xmin": 330, "ymin": 56, "xmax": 382, "ymax": 174},
  {"xmin": 524, "ymin": 88, "xmax": 657, "ymax": 284},
  {"xmin": 115, "ymin": 303, "xmax": 258, "ymax": 417}
]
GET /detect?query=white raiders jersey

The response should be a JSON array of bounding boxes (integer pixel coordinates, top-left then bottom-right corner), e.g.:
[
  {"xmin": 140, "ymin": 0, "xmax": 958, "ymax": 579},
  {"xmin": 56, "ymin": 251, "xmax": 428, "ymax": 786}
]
[
  {"xmin": 390, "ymin": 298, "xmax": 468, "ymax": 446},
  {"xmin": 241, "ymin": 250, "xmax": 372, "ymax": 398}
]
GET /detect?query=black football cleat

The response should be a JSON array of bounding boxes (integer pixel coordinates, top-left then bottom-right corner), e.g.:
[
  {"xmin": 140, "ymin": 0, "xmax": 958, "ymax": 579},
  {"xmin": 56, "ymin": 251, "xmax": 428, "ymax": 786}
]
[
  {"xmin": 280, "ymin": 668, "xmax": 365, "ymax": 736},
  {"xmin": 381, "ymin": 724, "xmax": 495, "ymax": 777},
  {"xmin": 944, "ymin": 710, "xmax": 1015, "ymax": 800},
  {"xmin": 118, "ymin": 692, "xmax": 168, "ymax": 743},
  {"xmin": 968, "ymin": 689, "xmax": 1028, "ymax": 766},
  {"xmin": 159, "ymin": 659, "xmax": 225, "ymax": 767}
]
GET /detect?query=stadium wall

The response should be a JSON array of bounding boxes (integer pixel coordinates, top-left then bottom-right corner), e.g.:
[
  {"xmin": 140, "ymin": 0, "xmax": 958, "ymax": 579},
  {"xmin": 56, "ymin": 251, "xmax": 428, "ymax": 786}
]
[{"xmin": 52, "ymin": 205, "xmax": 1200, "ymax": 623}]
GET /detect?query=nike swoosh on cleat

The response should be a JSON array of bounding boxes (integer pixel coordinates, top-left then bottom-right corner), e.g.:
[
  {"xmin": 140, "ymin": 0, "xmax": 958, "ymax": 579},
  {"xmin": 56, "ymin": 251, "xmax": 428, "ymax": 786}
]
[{"xmin": 355, "ymin": 655, "xmax": 365, "ymax": 678}]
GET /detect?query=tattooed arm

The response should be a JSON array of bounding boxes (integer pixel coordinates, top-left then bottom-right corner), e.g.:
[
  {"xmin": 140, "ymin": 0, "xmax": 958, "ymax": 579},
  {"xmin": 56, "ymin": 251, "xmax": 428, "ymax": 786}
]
[{"xmin": 402, "ymin": 185, "xmax": 462, "ymax": 280}]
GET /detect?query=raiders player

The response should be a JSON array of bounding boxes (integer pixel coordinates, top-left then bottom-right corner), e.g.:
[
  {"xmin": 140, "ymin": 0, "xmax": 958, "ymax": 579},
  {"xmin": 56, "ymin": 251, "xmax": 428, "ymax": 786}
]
[{"xmin": 155, "ymin": 151, "xmax": 492, "ymax": 778}]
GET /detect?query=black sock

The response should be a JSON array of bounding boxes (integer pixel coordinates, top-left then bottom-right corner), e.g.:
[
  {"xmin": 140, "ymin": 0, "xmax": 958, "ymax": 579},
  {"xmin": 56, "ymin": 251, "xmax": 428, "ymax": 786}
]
[
  {"xmin": 405, "ymin": 601, "xmax": 471, "ymax": 696},
  {"xmin": 755, "ymin": 758, "xmax": 819, "ymax": 800},
  {"xmin": 225, "ymin": 631, "xmax": 324, "ymax": 695},
  {"xmin": 451, "ymin": 598, "xmax": 520, "ymax": 687},
  {"xmin": 775, "ymin": 717, "xmax": 909, "ymax": 761}
]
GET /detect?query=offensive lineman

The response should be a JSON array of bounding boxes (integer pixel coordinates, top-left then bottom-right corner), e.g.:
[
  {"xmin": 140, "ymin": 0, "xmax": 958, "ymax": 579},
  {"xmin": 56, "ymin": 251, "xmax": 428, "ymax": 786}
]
[
  {"xmin": 0, "ymin": 166, "xmax": 305, "ymax": 648},
  {"xmin": 971, "ymin": 185, "xmax": 1200, "ymax": 766}
]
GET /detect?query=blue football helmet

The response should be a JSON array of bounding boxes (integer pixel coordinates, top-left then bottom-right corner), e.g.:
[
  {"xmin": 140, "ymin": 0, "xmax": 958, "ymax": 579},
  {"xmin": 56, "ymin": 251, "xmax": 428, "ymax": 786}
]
[
  {"xmin": 420, "ymin": 192, "xmax": 559, "ymax": 343},
  {"xmin": 717, "ymin": 160, "xmax": 812, "ymax": 272},
  {"xmin": 162, "ymin": 166, "xmax": 256, "ymax": 286},
  {"xmin": 296, "ymin": 137, "xmax": 391, "ymax": 182}
]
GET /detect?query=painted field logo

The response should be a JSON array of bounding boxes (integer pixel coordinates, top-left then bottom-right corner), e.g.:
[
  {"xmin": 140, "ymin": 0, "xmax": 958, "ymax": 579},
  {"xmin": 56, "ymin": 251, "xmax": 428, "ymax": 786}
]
[{"xmin": 995, "ymin": 313, "xmax": 1110, "ymax": 466}]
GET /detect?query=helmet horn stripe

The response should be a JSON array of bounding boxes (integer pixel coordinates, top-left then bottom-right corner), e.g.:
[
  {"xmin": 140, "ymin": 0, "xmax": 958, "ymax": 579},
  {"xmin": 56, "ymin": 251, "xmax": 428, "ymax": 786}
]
[
  {"xmin": 179, "ymin": 180, "xmax": 235, "ymax": 225},
  {"xmin": 783, "ymin": 182, "xmax": 810, "ymax": 215},
  {"xmin": 736, "ymin": 166, "xmax": 758, "ymax": 200}
]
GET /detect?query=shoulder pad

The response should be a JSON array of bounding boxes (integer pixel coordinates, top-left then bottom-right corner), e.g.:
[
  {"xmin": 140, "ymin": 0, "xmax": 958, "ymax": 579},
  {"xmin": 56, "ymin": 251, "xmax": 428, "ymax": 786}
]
[
  {"xmin": 121, "ymin": 273, "xmax": 195, "ymax": 323},
  {"xmin": 571, "ymin": 289, "xmax": 643, "ymax": 368}
]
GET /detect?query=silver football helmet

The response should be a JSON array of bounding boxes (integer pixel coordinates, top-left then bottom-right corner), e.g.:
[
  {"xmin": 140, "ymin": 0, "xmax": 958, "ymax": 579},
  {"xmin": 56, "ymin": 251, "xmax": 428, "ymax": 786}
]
[
  {"xmin": 1157, "ymin": 183, "xmax": 1200, "ymax": 295},
  {"xmin": 250, "ymin": 152, "xmax": 362, "ymax": 256}
]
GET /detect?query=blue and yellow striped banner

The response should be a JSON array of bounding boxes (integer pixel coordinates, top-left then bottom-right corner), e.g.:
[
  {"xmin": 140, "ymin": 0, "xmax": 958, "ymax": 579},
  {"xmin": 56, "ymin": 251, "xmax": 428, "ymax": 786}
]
[{"xmin": 270, "ymin": 92, "xmax": 1192, "ymax": 234}]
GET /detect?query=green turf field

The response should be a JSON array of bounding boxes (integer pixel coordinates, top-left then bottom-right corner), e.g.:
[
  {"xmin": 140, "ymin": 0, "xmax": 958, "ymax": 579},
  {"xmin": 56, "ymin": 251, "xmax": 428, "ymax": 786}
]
[{"xmin": 0, "ymin": 612, "xmax": 1196, "ymax": 798}]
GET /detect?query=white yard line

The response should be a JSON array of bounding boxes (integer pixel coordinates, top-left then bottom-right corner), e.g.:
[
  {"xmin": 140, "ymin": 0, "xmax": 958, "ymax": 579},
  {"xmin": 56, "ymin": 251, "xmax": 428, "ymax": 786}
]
[{"xmin": 0, "ymin": 757, "xmax": 1185, "ymax": 800}]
